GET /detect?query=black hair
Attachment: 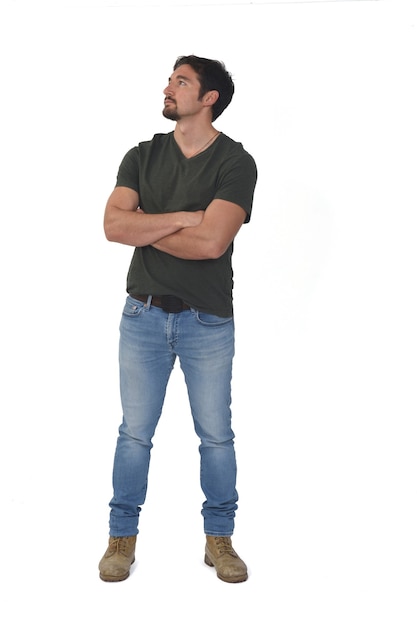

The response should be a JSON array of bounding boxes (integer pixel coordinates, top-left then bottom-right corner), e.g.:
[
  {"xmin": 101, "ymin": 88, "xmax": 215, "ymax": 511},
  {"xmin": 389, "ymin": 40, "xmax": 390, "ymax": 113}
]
[{"xmin": 173, "ymin": 55, "xmax": 235, "ymax": 121}]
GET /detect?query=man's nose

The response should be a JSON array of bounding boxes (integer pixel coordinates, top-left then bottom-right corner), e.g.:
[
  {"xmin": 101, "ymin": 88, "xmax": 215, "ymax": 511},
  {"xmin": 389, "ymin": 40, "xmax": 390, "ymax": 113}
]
[{"xmin": 163, "ymin": 84, "xmax": 173, "ymax": 96}]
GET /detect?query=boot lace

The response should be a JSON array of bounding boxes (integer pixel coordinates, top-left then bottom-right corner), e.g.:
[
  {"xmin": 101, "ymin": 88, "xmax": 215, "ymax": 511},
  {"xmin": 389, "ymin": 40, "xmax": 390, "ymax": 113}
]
[
  {"xmin": 109, "ymin": 536, "xmax": 131, "ymax": 556},
  {"xmin": 214, "ymin": 537, "xmax": 237, "ymax": 557}
]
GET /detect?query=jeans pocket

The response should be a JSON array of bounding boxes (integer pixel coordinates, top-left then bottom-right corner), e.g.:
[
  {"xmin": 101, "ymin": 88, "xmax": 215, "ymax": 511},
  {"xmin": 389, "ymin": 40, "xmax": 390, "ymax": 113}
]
[
  {"xmin": 122, "ymin": 295, "xmax": 146, "ymax": 317},
  {"xmin": 194, "ymin": 310, "xmax": 233, "ymax": 327}
]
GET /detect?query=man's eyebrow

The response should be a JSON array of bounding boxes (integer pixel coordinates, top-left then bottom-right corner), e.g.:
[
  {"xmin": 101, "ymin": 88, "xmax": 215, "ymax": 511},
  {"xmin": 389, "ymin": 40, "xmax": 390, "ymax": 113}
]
[{"xmin": 169, "ymin": 74, "xmax": 193, "ymax": 83}]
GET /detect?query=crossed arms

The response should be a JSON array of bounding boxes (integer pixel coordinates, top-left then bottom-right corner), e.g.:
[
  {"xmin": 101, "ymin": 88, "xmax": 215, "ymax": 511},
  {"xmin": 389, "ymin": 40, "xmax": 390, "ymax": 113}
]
[{"xmin": 104, "ymin": 186, "xmax": 246, "ymax": 260}]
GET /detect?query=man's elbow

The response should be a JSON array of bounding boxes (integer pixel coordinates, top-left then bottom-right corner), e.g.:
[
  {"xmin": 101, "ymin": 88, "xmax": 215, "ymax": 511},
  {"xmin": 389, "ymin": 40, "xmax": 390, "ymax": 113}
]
[
  {"xmin": 204, "ymin": 239, "xmax": 229, "ymax": 260},
  {"xmin": 104, "ymin": 221, "xmax": 115, "ymax": 242},
  {"xmin": 104, "ymin": 219, "xmax": 123, "ymax": 243}
]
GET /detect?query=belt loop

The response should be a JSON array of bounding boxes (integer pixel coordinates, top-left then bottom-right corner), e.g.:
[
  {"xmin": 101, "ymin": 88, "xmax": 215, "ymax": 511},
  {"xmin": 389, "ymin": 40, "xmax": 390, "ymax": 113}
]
[{"xmin": 146, "ymin": 295, "xmax": 152, "ymax": 308}]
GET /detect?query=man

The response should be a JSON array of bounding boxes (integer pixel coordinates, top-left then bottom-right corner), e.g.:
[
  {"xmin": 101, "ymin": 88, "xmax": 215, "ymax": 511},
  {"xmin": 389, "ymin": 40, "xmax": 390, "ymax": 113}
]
[{"xmin": 99, "ymin": 55, "xmax": 257, "ymax": 584}]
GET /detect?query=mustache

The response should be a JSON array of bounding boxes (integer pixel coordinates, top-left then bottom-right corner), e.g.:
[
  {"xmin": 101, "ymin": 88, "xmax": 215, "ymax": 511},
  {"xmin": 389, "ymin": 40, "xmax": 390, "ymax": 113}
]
[{"xmin": 164, "ymin": 97, "xmax": 176, "ymax": 105}]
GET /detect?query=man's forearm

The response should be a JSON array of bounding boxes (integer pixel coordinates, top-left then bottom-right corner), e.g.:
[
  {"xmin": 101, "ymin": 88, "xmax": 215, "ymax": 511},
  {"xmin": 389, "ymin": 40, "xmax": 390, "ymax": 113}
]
[
  {"xmin": 152, "ymin": 200, "xmax": 246, "ymax": 260},
  {"xmin": 152, "ymin": 225, "xmax": 225, "ymax": 260},
  {"xmin": 105, "ymin": 207, "xmax": 204, "ymax": 248}
]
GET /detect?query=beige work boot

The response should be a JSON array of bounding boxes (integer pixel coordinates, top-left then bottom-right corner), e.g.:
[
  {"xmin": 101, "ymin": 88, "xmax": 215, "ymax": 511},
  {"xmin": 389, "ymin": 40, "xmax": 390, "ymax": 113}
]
[
  {"xmin": 99, "ymin": 535, "xmax": 136, "ymax": 582},
  {"xmin": 204, "ymin": 535, "xmax": 248, "ymax": 583}
]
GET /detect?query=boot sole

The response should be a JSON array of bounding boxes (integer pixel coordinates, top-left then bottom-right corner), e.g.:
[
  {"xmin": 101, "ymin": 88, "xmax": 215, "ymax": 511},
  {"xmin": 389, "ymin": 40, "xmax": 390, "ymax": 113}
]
[
  {"xmin": 99, "ymin": 572, "xmax": 130, "ymax": 582},
  {"xmin": 204, "ymin": 553, "xmax": 248, "ymax": 583}
]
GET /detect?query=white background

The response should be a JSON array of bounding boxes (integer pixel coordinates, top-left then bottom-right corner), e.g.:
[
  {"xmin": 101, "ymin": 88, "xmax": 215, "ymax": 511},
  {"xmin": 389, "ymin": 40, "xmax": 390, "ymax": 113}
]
[{"xmin": 0, "ymin": 0, "xmax": 416, "ymax": 624}]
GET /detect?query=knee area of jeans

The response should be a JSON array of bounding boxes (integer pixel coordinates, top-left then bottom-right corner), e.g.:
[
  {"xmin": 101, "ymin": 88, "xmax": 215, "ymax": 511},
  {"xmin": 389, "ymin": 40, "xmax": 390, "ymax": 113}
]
[
  {"xmin": 199, "ymin": 440, "xmax": 236, "ymax": 455},
  {"xmin": 117, "ymin": 429, "xmax": 153, "ymax": 449}
]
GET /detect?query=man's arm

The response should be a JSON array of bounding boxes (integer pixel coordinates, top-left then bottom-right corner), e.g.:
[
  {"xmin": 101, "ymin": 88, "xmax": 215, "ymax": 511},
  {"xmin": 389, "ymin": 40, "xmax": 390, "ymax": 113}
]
[
  {"xmin": 104, "ymin": 186, "xmax": 204, "ymax": 247},
  {"xmin": 151, "ymin": 199, "xmax": 247, "ymax": 260}
]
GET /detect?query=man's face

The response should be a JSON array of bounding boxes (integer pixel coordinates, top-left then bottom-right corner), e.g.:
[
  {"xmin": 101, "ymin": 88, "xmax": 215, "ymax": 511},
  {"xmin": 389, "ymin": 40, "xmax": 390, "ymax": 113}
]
[{"xmin": 162, "ymin": 64, "xmax": 203, "ymax": 121}]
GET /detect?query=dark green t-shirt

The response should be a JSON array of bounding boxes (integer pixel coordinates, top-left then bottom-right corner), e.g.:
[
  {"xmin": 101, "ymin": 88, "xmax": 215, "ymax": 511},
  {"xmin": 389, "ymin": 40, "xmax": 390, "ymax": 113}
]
[{"xmin": 115, "ymin": 131, "xmax": 257, "ymax": 317}]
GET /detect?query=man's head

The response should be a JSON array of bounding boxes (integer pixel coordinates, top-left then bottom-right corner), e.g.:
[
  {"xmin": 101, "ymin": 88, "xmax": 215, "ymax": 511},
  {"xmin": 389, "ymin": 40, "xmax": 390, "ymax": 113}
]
[{"xmin": 168, "ymin": 55, "xmax": 234, "ymax": 122}]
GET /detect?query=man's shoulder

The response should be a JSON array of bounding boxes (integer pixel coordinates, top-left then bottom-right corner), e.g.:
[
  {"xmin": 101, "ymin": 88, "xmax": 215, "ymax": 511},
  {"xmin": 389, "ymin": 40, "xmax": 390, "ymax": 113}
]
[
  {"xmin": 219, "ymin": 133, "xmax": 256, "ymax": 167},
  {"xmin": 138, "ymin": 132, "xmax": 173, "ymax": 149}
]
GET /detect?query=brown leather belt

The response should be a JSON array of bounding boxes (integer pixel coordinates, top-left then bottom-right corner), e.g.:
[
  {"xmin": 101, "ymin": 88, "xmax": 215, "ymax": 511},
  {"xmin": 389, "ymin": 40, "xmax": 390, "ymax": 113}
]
[{"xmin": 130, "ymin": 294, "xmax": 190, "ymax": 312}]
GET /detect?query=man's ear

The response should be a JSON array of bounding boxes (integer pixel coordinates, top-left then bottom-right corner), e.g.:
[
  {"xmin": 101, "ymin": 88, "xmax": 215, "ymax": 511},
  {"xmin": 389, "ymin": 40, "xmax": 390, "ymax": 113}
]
[{"xmin": 203, "ymin": 90, "xmax": 219, "ymax": 106}]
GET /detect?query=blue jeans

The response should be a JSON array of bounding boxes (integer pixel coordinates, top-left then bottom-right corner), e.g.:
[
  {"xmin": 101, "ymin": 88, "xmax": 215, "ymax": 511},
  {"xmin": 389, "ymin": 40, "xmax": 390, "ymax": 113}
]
[{"xmin": 108, "ymin": 295, "xmax": 238, "ymax": 537}]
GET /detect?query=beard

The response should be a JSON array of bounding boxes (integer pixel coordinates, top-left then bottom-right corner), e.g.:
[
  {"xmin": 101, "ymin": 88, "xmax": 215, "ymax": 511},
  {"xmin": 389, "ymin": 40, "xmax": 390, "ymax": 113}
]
[{"xmin": 162, "ymin": 99, "xmax": 180, "ymax": 121}]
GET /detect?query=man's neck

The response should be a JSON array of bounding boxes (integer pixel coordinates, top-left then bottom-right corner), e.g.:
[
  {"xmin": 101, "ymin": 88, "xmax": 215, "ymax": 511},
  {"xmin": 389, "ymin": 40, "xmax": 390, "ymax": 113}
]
[{"xmin": 173, "ymin": 121, "xmax": 219, "ymax": 159}]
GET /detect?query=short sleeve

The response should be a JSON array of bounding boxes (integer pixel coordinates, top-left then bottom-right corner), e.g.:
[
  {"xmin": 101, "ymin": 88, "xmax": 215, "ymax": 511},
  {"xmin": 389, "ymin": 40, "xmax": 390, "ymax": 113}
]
[
  {"xmin": 214, "ymin": 151, "xmax": 257, "ymax": 223},
  {"xmin": 115, "ymin": 147, "xmax": 140, "ymax": 193}
]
